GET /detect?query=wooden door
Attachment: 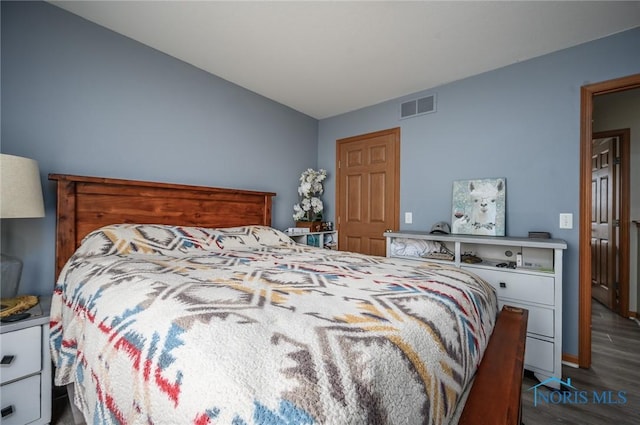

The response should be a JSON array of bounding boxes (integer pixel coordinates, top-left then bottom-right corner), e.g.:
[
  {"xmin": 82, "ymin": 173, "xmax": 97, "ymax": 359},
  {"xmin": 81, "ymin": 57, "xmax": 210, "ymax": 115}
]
[
  {"xmin": 336, "ymin": 128, "xmax": 400, "ymax": 256},
  {"xmin": 591, "ymin": 136, "xmax": 618, "ymax": 311}
]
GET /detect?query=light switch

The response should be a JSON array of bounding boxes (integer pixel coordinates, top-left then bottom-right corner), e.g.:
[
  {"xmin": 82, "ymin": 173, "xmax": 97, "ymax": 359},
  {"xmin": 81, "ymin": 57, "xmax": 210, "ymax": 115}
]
[
  {"xmin": 405, "ymin": 212, "xmax": 413, "ymax": 224},
  {"xmin": 559, "ymin": 213, "xmax": 573, "ymax": 229}
]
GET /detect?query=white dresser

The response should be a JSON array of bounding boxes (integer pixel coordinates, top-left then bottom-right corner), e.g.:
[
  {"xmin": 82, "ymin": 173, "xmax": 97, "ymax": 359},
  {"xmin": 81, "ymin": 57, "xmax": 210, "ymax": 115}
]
[
  {"xmin": 0, "ymin": 297, "xmax": 52, "ymax": 425},
  {"xmin": 385, "ymin": 231, "xmax": 567, "ymax": 388}
]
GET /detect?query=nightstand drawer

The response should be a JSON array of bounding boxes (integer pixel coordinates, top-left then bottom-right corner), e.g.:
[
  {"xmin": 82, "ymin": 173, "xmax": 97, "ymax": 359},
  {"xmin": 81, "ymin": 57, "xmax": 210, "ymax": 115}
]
[
  {"xmin": 464, "ymin": 267, "xmax": 555, "ymax": 305},
  {"xmin": 0, "ymin": 374, "xmax": 41, "ymax": 425},
  {"xmin": 0, "ymin": 326, "xmax": 41, "ymax": 384}
]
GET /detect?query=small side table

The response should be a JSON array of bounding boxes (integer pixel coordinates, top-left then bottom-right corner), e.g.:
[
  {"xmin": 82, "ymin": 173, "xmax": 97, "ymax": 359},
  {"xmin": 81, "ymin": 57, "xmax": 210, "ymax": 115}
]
[
  {"xmin": 286, "ymin": 230, "xmax": 339, "ymax": 250},
  {"xmin": 0, "ymin": 296, "xmax": 52, "ymax": 425}
]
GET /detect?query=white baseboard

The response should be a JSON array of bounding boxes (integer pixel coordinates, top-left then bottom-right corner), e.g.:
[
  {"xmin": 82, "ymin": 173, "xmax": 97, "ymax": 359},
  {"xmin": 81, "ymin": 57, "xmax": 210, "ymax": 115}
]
[{"xmin": 561, "ymin": 360, "xmax": 579, "ymax": 368}]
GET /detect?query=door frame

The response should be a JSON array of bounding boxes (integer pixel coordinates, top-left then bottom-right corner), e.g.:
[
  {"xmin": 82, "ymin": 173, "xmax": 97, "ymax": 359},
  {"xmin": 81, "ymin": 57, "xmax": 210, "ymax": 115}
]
[{"xmin": 579, "ymin": 73, "xmax": 640, "ymax": 368}]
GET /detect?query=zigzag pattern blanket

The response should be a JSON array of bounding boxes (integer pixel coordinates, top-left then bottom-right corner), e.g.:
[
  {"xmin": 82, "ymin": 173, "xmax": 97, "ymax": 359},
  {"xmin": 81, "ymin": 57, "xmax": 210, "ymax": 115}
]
[{"xmin": 50, "ymin": 225, "xmax": 498, "ymax": 425}]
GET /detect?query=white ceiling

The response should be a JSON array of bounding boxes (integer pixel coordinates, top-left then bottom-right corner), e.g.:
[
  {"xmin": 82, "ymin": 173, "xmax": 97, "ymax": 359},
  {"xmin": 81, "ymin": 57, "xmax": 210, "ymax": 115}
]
[{"xmin": 50, "ymin": 1, "xmax": 640, "ymax": 119}]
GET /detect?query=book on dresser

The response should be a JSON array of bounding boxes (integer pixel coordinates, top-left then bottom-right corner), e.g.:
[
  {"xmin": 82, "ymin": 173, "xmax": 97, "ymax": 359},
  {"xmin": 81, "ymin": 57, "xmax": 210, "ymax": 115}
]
[{"xmin": 385, "ymin": 231, "xmax": 567, "ymax": 389}]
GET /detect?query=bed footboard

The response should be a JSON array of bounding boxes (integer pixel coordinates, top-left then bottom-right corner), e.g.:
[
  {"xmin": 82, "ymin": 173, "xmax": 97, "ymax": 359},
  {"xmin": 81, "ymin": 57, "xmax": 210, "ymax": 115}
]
[{"xmin": 459, "ymin": 305, "xmax": 528, "ymax": 425}]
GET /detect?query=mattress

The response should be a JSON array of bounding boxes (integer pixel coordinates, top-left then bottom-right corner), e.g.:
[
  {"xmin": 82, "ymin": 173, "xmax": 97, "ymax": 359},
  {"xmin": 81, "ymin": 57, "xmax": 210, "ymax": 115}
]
[{"xmin": 50, "ymin": 224, "xmax": 498, "ymax": 425}]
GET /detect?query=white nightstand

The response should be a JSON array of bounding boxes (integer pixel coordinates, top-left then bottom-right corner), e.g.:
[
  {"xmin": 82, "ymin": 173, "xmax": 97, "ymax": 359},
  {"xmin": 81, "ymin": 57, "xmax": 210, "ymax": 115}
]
[
  {"xmin": 286, "ymin": 230, "xmax": 339, "ymax": 249},
  {"xmin": 0, "ymin": 296, "xmax": 52, "ymax": 425}
]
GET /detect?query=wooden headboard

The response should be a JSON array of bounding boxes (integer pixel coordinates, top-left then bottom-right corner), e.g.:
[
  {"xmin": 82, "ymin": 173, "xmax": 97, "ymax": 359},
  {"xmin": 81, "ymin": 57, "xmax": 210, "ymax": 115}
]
[{"xmin": 49, "ymin": 174, "xmax": 276, "ymax": 278}]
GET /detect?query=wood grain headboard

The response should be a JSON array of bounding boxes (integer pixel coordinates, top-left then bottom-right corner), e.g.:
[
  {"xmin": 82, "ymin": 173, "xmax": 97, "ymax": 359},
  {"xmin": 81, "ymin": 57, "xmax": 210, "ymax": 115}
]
[{"xmin": 49, "ymin": 174, "xmax": 276, "ymax": 278}]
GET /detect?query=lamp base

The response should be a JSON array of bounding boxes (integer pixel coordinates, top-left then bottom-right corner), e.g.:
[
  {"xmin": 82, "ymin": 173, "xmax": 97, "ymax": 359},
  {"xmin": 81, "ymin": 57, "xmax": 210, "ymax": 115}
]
[{"xmin": 1, "ymin": 253, "xmax": 23, "ymax": 299}]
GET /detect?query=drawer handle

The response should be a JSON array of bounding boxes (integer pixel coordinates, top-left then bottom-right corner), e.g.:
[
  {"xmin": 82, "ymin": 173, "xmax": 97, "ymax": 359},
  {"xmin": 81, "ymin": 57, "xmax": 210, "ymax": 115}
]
[
  {"xmin": 499, "ymin": 282, "xmax": 507, "ymax": 288},
  {"xmin": 1, "ymin": 405, "xmax": 15, "ymax": 418},
  {"xmin": 0, "ymin": 355, "xmax": 15, "ymax": 366}
]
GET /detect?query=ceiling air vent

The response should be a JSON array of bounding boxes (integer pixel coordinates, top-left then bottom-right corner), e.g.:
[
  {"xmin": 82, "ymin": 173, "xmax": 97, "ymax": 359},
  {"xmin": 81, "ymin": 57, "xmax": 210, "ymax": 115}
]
[{"xmin": 400, "ymin": 94, "xmax": 436, "ymax": 119}]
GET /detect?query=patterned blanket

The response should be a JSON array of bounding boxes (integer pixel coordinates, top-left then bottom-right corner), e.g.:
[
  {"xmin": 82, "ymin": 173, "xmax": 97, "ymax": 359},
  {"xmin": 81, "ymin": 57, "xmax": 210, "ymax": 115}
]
[{"xmin": 50, "ymin": 225, "xmax": 498, "ymax": 425}]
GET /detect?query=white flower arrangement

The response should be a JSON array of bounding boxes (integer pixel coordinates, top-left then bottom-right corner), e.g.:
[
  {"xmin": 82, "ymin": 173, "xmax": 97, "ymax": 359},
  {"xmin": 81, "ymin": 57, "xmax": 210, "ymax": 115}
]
[{"xmin": 293, "ymin": 168, "xmax": 327, "ymax": 222}]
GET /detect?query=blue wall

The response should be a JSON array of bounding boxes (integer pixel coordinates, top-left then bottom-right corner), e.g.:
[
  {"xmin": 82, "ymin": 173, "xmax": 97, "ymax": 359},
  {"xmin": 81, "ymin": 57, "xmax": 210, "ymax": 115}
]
[
  {"xmin": 1, "ymin": 2, "xmax": 317, "ymax": 295},
  {"xmin": 318, "ymin": 27, "xmax": 640, "ymax": 356}
]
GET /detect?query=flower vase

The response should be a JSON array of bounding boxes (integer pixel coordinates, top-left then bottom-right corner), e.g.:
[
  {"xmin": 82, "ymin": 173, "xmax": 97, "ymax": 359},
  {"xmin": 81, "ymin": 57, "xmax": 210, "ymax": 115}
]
[{"xmin": 296, "ymin": 221, "xmax": 322, "ymax": 232}]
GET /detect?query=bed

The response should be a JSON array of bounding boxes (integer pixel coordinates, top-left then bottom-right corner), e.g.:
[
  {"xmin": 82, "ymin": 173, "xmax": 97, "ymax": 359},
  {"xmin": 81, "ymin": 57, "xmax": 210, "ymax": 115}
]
[{"xmin": 48, "ymin": 174, "xmax": 527, "ymax": 425}]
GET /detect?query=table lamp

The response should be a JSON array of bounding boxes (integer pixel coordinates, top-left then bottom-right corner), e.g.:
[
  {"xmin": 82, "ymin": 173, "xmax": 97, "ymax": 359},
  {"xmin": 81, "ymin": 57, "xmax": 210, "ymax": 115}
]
[{"xmin": 0, "ymin": 154, "xmax": 45, "ymax": 298}]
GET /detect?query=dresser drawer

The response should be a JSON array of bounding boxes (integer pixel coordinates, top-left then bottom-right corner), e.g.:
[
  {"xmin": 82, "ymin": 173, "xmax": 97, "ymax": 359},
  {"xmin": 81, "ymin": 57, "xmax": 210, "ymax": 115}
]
[
  {"xmin": 498, "ymin": 300, "xmax": 554, "ymax": 338},
  {"xmin": 463, "ymin": 266, "xmax": 555, "ymax": 305},
  {"xmin": 0, "ymin": 374, "xmax": 41, "ymax": 425},
  {"xmin": 0, "ymin": 326, "xmax": 41, "ymax": 384},
  {"xmin": 525, "ymin": 336, "xmax": 554, "ymax": 373}
]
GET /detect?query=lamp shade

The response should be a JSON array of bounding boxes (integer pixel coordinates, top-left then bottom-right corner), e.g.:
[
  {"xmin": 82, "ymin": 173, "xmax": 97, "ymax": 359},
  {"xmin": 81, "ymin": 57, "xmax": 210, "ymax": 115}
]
[{"xmin": 0, "ymin": 154, "xmax": 45, "ymax": 218}]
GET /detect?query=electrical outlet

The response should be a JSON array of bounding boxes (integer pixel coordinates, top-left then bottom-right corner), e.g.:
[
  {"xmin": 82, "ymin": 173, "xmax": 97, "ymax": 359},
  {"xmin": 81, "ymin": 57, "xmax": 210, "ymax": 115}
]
[
  {"xmin": 405, "ymin": 212, "xmax": 413, "ymax": 224},
  {"xmin": 559, "ymin": 213, "xmax": 573, "ymax": 229}
]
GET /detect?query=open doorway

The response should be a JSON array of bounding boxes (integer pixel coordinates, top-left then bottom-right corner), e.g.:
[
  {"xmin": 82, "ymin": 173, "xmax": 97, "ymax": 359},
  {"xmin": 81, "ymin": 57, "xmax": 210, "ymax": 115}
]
[{"xmin": 579, "ymin": 73, "xmax": 640, "ymax": 368}]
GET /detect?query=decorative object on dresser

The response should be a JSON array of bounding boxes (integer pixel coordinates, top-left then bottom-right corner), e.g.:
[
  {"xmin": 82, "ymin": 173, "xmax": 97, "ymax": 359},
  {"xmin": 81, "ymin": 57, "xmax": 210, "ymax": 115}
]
[
  {"xmin": 452, "ymin": 177, "xmax": 506, "ymax": 236},
  {"xmin": 320, "ymin": 221, "xmax": 333, "ymax": 231},
  {"xmin": 295, "ymin": 219, "xmax": 322, "ymax": 233},
  {"xmin": 0, "ymin": 295, "xmax": 38, "ymax": 319},
  {"xmin": 0, "ymin": 296, "xmax": 52, "ymax": 425},
  {"xmin": 386, "ymin": 230, "xmax": 567, "ymax": 389},
  {"xmin": 292, "ymin": 168, "xmax": 327, "ymax": 232},
  {"xmin": 429, "ymin": 221, "xmax": 451, "ymax": 234},
  {"xmin": 0, "ymin": 154, "xmax": 45, "ymax": 299},
  {"xmin": 49, "ymin": 174, "xmax": 528, "ymax": 425}
]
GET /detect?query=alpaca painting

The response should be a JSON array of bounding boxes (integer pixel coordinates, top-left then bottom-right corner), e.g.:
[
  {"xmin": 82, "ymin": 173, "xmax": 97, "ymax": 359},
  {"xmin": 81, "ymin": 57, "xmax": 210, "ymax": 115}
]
[{"xmin": 451, "ymin": 178, "xmax": 506, "ymax": 236}]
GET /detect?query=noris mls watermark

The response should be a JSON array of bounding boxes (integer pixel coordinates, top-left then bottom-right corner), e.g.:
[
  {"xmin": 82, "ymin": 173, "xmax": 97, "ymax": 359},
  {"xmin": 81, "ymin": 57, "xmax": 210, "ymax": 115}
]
[{"xmin": 528, "ymin": 377, "xmax": 627, "ymax": 407}]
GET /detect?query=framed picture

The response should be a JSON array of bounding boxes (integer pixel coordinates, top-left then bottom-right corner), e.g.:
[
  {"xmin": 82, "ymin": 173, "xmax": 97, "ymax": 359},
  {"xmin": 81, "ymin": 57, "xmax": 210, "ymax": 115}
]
[{"xmin": 451, "ymin": 178, "xmax": 506, "ymax": 236}]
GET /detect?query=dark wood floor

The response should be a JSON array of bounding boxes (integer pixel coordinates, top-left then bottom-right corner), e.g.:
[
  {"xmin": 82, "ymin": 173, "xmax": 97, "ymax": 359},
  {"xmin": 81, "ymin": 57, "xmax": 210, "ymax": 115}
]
[{"xmin": 521, "ymin": 300, "xmax": 640, "ymax": 425}]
